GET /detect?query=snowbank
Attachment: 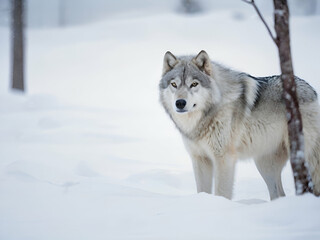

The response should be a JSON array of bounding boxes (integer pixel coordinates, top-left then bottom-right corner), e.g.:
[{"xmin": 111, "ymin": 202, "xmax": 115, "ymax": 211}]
[{"xmin": 0, "ymin": 5, "xmax": 320, "ymax": 240}]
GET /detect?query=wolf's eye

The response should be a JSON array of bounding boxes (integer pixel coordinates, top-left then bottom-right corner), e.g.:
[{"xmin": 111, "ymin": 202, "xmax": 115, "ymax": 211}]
[
  {"xmin": 190, "ymin": 82, "xmax": 198, "ymax": 88},
  {"xmin": 171, "ymin": 82, "xmax": 177, "ymax": 88}
]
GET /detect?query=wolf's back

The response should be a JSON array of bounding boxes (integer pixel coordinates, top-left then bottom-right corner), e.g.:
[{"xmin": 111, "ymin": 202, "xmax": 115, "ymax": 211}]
[{"xmin": 252, "ymin": 75, "xmax": 317, "ymax": 106}]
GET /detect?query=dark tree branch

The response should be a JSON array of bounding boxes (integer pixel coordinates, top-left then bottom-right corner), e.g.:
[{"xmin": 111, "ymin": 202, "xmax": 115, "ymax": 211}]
[{"xmin": 242, "ymin": 0, "xmax": 279, "ymax": 46}]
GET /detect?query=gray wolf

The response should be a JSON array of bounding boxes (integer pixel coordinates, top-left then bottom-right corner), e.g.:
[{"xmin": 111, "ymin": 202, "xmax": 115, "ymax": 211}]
[{"xmin": 159, "ymin": 50, "xmax": 320, "ymax": 200}]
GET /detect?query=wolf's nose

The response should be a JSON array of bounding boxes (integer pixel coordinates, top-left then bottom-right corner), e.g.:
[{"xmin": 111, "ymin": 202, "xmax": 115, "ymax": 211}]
[{"xmin": 176, "ymin": 99, "xmax": 187, "ymax": 109}]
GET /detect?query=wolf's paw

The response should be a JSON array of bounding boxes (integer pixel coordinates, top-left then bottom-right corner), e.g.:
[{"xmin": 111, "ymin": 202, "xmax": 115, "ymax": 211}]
[{"xmin": 313, "ymin": 184, "xmax": 320, "ymax": 197}]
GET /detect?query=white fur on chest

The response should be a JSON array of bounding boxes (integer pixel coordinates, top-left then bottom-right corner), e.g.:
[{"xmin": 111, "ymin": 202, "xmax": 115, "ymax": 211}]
[
  {"xmin": 180, "ymin": 111, "xmax": 234, "ymax": 159},
  {"xmin": 172, "ymin": 110, "xmax": 203, "ymax": 135}
]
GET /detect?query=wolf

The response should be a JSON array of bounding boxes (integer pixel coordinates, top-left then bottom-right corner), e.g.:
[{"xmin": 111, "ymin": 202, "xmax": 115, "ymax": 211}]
[{"xmin": 159, "ymin": 50, "xmax": 320, "ymax": 200}]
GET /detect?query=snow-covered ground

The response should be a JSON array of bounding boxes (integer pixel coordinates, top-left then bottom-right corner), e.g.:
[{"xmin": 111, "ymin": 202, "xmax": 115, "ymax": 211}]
[{"xmin": 1, "ymin": 3, "xmax": 320, "ymax": 240}]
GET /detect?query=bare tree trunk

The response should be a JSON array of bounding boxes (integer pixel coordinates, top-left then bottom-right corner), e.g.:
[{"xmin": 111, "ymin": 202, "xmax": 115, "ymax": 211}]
[
  {"xmin": 243, "ymin": 0, "xmax": 313, "ymax": 195},
  {"xmin": 273, "ymin": 0, "xmax": 313, "ymax": 194},
  {"xmin": 11, "ymin": 0, "xmax": 24, "ymax": 91}
]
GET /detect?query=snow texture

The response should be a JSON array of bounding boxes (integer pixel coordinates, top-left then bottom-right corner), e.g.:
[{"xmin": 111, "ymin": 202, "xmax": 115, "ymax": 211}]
[
  {"xmin": 1, "ymin": 1, "xmax": 320, "ymax": 239},
  {"xmin": 274, "ymin": 9, "xmax": 285, "ymax": 17}
]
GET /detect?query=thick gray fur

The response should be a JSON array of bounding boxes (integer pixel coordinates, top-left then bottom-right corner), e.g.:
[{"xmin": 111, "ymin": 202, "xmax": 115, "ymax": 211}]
[{"xmin": 159, "ymin": 50, "xmax": 320, "ymax": 200}]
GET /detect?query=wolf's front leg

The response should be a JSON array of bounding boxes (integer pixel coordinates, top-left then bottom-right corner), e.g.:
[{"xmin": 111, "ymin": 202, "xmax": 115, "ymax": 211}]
[
  {"xmin": 191, "ymin": 155, "xmax": 214, "ymax": 194},
  {"xmin": 214, "ymin": 157, "xmax": 236, "ymax": 199}
]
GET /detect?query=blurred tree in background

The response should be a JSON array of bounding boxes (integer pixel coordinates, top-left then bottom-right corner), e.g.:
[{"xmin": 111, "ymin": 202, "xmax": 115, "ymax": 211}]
[
  {"xmin": 181, "ymin": 0, "xmax": 201, "ymax": 13},
  {"xmin": 11, "ymin": 0, "xmax": 24, "ymax": 91},
  {"xmin": 291, "ymin": 0, "xmax": 317, "ymax": 15}
]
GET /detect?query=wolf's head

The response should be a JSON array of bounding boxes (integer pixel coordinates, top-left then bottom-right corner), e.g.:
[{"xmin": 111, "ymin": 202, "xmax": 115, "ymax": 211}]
[
  {"xmin": 159, "ymin": 50, "xmax": 221, "ymax": 117},
  {"xmin": 159, "ymin": 50, "xmax": 222, "ymax": 135}
]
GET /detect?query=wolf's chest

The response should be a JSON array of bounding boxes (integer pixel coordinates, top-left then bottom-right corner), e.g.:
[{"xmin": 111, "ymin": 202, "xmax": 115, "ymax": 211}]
[{"xmin": 190, "ymin": 119, "xmax": 234, "ymax": 157}]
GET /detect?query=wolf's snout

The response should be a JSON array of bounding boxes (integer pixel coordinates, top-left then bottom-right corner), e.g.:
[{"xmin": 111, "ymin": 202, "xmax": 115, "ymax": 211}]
[{"xmin": 176, "ymin": 99, "xmax": 187, "ymax": 110}]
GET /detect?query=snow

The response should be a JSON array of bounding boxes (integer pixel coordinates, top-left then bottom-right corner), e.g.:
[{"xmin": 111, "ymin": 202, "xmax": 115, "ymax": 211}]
[
  {"xmin": 275, "ymin": 9, "xmax": 285, "ymax": 17},
  {"xmin": 1, "ymin": 2, "xmax": 320, "ymax": 240}
]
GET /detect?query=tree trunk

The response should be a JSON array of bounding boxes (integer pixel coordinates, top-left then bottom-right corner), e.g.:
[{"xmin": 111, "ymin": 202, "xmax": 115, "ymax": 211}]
[
  {"xmin": 273, "ymin": 0, "xmax": 313, "ymax": 194},
  {"xmin": 181, "ymin": 0, "xmax": 201, "ymax": 14},
  {"xmin": 11, "ymin": 0, "xmax": 24, "ymax": 91},
  {"xmin": 59, "ymin": 0, "xmax": 66, "ymax": 27}
]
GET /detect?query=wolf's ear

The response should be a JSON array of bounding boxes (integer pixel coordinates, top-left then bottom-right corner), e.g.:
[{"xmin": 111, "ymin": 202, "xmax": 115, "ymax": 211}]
[
  {"xmin": 193, "ymin": 50, "xmax": 213, "ymax": 76},
  {"xmin": 163, "ymin": 51, "xmax": 178, "ymax": 75}
]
